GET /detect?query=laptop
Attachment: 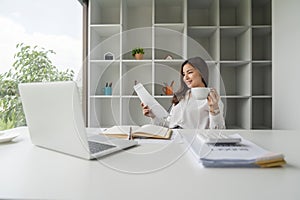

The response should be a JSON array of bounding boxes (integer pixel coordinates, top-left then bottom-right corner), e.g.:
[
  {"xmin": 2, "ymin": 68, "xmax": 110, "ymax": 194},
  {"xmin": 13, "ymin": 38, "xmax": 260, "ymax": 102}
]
[{"xmin": 18, "ymin": 81, "xmax": 137, "ymax": 160}]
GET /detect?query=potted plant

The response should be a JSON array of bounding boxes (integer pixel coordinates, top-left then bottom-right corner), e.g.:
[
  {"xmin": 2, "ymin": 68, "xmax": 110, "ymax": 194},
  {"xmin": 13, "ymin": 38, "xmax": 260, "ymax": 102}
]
[{"xmin": 132, "ymin": 47, "xmax": 144, "ymax": 60}]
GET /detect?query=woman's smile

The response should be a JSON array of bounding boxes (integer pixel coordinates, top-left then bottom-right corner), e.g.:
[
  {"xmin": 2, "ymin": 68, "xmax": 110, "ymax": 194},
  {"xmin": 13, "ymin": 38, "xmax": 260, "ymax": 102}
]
[{"xmin": 185, "ymin": 79, "xmax": 192, "ymax": 86}]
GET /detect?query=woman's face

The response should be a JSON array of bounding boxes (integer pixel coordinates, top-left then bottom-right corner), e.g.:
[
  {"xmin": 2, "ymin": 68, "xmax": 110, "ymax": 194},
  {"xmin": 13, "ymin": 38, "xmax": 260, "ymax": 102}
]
[{"xmin": 182, "ymin": 63, "xmax": 205, "ymax": 88}]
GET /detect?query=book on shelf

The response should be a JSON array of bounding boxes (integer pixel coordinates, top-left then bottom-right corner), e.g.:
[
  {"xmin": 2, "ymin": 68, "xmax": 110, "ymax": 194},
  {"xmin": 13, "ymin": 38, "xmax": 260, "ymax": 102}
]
[
  {"xmin": 181, "ymin": 131, "xmax": 286, "ymax": 168},
  {"xmin": 103, "ymin": 124, "xmax": 172, "ymax": 140}
]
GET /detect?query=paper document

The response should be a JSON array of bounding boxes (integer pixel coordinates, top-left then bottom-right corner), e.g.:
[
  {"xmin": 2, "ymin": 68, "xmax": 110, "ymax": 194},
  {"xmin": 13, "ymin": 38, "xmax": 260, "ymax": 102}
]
[
  {"xmin": 181, "ymin": 131, "xmax": 286, "ymax": 168},
  {"xmin": 133, "ymin": 83, "xmax": 169, "ymax": 119}
]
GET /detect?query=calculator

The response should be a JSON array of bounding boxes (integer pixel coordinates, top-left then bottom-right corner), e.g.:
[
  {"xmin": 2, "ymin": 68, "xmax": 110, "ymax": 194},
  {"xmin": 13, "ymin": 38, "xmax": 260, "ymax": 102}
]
[{"xmin": 197, "ymin": 132, "xmax": 241, "ymax": 144}]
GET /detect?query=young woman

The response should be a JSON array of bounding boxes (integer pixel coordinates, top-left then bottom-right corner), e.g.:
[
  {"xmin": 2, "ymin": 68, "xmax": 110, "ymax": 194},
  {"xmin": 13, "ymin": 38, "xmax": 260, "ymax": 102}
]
[{"xmin": 141, "ymin": 56, "xmax": 225, "ymax": 129}]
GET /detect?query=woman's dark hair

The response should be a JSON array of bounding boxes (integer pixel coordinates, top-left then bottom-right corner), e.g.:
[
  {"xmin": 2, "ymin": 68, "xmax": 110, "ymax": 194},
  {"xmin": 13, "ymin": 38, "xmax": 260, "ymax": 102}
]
[{"xmin": 172, "ymin": 58, "xmax": 208, "ymax": 105}]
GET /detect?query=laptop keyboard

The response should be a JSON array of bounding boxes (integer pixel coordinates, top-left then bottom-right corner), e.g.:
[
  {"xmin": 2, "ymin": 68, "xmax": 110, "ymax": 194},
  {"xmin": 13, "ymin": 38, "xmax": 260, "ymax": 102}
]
[{"xmin": 88, "ymin": 141, "xmax": 116, "ymax": 154}]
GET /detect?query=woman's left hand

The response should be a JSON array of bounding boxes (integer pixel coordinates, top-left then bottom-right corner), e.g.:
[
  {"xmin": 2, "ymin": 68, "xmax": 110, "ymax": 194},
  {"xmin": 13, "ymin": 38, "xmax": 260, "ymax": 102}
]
[{"xmin": 207, "ymin": 88, "xmax": 220, "ymax": 115}]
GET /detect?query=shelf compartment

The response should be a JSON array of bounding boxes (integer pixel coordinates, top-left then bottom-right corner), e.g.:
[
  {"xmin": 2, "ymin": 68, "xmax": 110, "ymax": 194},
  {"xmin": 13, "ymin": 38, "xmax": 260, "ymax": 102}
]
[
  {"xmin": 122, "ymin": 27, "xmax": 152, "ymax": 60},
  {"xmin": 122, "ymin": 0, "xmax": 152, "ymax": 29},
  {"xmin": 154, "ymin": 27, "xmax": 185, "ymax": 60},
  {"xmin": 222, "ymin": 97, "xmax": 251, "ymax": 129},
  {"xmin": 252, "ymin": 27, "xmax": 272, "ymax": 60},
  {"xmin": 154, "ymin": 23, "xmax": 185, "ymax": 33},
  {"xmin": 86, "ymin": 0, "xmax": 273, "ymax": 130},
  {"xmin": 90, "ymin": 0, "xmax": 120, "ymax": 24},
  {"xmin": 89, "ymin": 61, "xmax": 120, "ymax": 96},
  {"xmin": 90, "ymin": 25, "xmax": 121, "ymax": 60},
  {"xmin": 89, "ymin": 98, "xmax": 120, "ymax": 128},
  {"xmin": 154, "ymin": 0, "xmax": 185, "ymax": 23},
  {"xmin": 220, "ymin": 62, "xmax": 251, "ymax": 96},
  {"xmin": 154, "ymin": 61, "xmax": 182, "ymax": 96},
  {"xmin": 252, "ymin": 62, "xmax": 272, "ymax": 96},
  {"xmin": 252, "ymin": 0, "xmax": 271, "ymax": 26},
  {"xmin": 187, "ymin": 0, "xmax": 218, "ymax": 26},
  {"xmin": 220, "ymin": 0, "xmax": 251, "ymax": 26},
  {"xmin": 121, "ymin": 61, "xmax": 152, "ymax": 96},
  {"xmin": 187, "ymin": 27, "xmax": 219, "ymax": 60},
  {"xmin": 207, "ymin": 62, "xmax": 220, "ymax": 89},
  {"xmin": 121, "ymin": 97, "xmax": 151, "ymax": 126},
  {"xmin": 220, "ymin": 27, "xmax": 251, "ymax": 61},
  {"xmin": 252, "ymin": 97, "xmax": 272, "ymax": 129}
]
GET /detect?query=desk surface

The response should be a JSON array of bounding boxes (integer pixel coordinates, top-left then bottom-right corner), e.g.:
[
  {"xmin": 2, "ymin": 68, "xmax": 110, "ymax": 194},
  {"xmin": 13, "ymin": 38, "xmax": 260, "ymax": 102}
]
[{"xmin": 0, "ymin": 127, "xmax": 300, "ymax": 200}]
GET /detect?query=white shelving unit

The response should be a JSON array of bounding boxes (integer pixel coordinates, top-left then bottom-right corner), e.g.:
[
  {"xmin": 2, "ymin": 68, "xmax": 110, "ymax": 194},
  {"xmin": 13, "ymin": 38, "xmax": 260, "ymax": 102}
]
[{"xmin": 87, "ymin": 0, "xmax": 272, "ymax": 129}]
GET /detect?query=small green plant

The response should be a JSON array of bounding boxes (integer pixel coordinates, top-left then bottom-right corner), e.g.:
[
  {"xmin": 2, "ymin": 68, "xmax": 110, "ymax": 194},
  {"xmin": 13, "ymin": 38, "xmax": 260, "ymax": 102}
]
[{"xmin": 132, "ymin": 47, "xmax": 144, "ymax": 57}]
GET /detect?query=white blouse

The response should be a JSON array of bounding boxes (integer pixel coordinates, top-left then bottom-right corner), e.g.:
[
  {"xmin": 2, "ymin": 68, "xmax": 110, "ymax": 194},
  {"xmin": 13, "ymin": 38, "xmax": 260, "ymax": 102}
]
[{"xmin": 152, "ymin": 90, "xmax": 225, "ymax": 129}]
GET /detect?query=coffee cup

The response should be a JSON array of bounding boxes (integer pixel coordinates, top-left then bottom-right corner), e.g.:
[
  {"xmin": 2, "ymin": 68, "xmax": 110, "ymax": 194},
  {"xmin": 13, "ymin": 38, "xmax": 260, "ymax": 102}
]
[{"xmin": 191, "ymin": 87, "xmax": 210, "ymax": 100}]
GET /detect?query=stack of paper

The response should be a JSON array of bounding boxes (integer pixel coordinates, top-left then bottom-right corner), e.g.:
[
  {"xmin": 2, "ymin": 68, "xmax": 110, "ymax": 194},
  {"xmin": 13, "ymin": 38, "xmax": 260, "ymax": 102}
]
[{"xmin": 183, "ymin": 133, "xmax": 286, "ymax": 168}]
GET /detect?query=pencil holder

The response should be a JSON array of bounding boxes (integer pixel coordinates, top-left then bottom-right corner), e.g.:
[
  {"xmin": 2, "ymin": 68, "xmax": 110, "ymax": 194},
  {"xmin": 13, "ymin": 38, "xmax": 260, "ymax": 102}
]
[{"xmin": 103, "ymin": 87, "xmax": 112, "ymax": 95}]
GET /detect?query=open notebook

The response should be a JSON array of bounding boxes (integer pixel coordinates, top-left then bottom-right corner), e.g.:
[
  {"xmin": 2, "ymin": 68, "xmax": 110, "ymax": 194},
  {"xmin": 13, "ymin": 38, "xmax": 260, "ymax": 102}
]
[{"xmin": 103, "ymin": 124, "xmax": 172, "ymax": 140}]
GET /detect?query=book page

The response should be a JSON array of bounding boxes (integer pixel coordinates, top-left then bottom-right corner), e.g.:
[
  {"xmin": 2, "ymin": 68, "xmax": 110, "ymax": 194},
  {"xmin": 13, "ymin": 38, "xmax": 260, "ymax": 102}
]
[
  {"xmin": 103, "ymin": 125, "xmax": 172, "ymax": 140},
  {"xmin": 134, "ymin": 83, "xmax": 169, "ymax": 119},
  {"xmin": 135, "ymin": 124, "xmax": 170, "ymax": 137},
  {"xmin": 103, "ymin": 126, "xmax": 139, "ymax": 136}
]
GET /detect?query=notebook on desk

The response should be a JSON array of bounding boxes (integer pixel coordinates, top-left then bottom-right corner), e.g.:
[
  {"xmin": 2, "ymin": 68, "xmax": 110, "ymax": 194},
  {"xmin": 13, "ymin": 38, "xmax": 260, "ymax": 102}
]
[
  {"xmin": 18, "ymin": 81, "xmax": 137, "ymax": 160},
  {"xmin": 103, "ymin": 124, "xmax": 172, "ymax": 140}
]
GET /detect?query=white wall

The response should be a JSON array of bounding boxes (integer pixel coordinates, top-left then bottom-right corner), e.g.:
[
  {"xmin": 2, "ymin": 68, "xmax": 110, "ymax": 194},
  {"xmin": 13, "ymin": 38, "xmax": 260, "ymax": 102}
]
[{"xmin": 273, "ymin": 0, "xmax": 300, "ymax": 130}]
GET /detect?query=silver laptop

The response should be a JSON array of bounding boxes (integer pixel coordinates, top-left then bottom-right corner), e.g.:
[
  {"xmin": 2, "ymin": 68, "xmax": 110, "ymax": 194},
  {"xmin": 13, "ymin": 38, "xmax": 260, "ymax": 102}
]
[{"xmin": 18, "ymin": 81, "xmax": 137, "ymax": 160}]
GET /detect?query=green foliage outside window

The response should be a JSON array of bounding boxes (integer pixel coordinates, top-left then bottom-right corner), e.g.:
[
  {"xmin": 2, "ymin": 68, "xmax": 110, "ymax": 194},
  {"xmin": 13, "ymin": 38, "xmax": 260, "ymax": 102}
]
[{"xmin": 0, "ymin": 43, "xmax": 74, "ymax": 130}]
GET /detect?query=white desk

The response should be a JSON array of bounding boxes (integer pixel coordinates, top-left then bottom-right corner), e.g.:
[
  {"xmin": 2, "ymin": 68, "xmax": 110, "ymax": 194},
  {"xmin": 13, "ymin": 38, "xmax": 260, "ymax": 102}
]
[{"xmin": 0, "ymin": 127, "xmax": 300, "ymax": 200}]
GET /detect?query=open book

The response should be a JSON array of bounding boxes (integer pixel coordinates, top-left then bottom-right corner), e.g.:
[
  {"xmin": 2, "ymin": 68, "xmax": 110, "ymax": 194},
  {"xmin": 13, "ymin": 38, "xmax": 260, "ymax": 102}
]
[{"xmin": 103, "ymin": 124, "xmax": 172, "ymax": 140}]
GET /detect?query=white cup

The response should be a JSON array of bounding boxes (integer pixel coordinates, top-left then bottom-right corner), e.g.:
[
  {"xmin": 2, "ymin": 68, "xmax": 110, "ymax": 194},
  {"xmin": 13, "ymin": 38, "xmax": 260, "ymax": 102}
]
[{"xmin": 191, "ymin": 87, "xmax": 211, "ymax": 100}]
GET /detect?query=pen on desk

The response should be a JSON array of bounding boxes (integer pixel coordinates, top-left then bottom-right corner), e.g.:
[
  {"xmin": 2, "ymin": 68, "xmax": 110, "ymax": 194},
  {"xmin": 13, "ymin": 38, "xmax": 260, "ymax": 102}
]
[{"xmin": 128, "ymin": 126, "xmax": 132, "ymax": 140}]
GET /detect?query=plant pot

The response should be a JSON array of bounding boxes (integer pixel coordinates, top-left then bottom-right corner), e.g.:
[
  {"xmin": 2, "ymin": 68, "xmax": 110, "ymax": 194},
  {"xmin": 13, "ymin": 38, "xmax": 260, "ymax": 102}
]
[{"xmin": 134, "ymin": 53, "xmax": 144, "ymax": 60}]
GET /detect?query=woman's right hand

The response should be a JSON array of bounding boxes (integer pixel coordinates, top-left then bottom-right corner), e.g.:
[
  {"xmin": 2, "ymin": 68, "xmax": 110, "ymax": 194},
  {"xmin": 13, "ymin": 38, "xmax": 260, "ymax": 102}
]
[{"xmin": 141, "ymin": 102, "xmax": 155, "ymax": 118}]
